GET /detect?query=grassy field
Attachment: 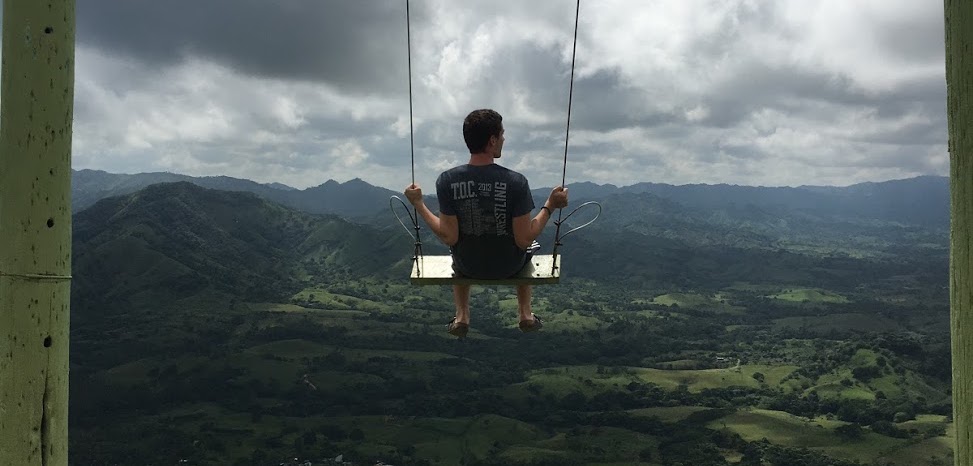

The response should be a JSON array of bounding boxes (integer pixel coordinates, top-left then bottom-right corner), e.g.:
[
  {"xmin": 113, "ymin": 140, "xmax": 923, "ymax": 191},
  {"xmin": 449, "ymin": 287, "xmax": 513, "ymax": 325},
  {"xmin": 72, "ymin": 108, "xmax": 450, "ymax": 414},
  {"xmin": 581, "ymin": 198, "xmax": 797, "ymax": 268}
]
[
  {"xmin": 875, "ymin": 437, "xmax": 954, "ymax": 466},
  {"xmin": 327, "ymin": 414, "xmax": 656, "ymax": 466},
  {"xmin": 93, "ymin": 292, "xmax": 951, "ymax": 466},
  {"xmin": 706, "ymin": 408, "xmax": 910, "ymax": 463},
  {"xmin": 870, "ymin": 371, "xmax": 949, "ymax": 402},
  {"xmin": 768, "ymin": 288, "xmax": 850, "ymax": 303},
  {"xmin": 705, "ymin": 408, "xmax": 953, "ymax": 466},
  {"xmin": 773, "ymin": 313, "xmax": 902, "ymax": 333},
  {"xmin": 514, "ymin": 364, "xmax": 800, "ymax": 398},
  {"xmin": 289, "ymin": 287, "xmax": 388, "ymax": 312},
  {"xmin": 244, "ymin": 339, "xmax": 454, "ymax": 363},
  {"xmin": 628, "ymin": 406, "xmax": 711, "ymax": 422},
  {"xmin": 706, "ymin": 408, "xmax": 845, "ymax": 447},
  {"xmin": 649, "ymin": 359, "xmax": 707, "ymax": 370},
  {"xmin": 805, "ymin": 356, "xmax": 948, "ymax": 403},
  {"xmin": 533, "ymin": 426, "xmax": 658, "ymax": 464},
  {"xmin": 633, "ymin": 365, "xmax": 798, "ymax": 392},
  {"xmin": 77, "ymin": 268, "xmax": 954, "ymax": 466},
  {"xmin": 648, "ymin": 292, "xmax": 745, "ymax": 313},
  {"xmin": 152, "ymin": 405, "xmax": 569, "ymax": 466},
  {"xmin": 811, "ymin": 382, "xmax": 876, "ymax": 400}
]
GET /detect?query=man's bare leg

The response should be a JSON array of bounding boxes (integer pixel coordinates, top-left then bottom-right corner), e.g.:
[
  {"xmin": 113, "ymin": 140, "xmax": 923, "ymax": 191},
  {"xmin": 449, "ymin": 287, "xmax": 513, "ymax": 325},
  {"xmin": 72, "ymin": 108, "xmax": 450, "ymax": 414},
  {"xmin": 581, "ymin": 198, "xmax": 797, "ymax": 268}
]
[
  {"xmin": 516, "ymin": 284, "xmax": 533, "ymax": 322},
  {"xmin": 453, "ymin": 284, "xmax": 472, "ymax": 325}
]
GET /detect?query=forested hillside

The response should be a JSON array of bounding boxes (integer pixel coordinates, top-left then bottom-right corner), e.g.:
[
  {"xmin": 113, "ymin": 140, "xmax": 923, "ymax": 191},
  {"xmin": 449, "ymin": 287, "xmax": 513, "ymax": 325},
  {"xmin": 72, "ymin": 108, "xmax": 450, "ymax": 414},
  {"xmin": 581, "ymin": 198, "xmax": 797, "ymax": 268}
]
[{"xmin": 67, "ymin": 179, "xmax": 952, "ymax": 466}]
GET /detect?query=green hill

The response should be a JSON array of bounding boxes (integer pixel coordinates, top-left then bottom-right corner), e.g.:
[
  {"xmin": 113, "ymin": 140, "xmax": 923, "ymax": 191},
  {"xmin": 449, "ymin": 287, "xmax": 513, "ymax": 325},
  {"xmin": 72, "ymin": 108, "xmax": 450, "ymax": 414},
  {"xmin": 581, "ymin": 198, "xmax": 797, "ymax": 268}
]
[
  {"xmin": 72, "ymin": 181, "xmax": 405, "ymax": 315},
  {"xmin": 72, "ymin": 169, "xmax": 400, "ymax": 218}
]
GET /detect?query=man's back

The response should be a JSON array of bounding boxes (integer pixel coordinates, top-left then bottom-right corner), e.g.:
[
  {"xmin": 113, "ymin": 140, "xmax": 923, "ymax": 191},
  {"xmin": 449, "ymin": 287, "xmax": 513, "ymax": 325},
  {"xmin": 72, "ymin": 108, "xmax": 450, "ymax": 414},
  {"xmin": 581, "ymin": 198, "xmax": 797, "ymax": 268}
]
[
  {"xmin": 403, "ymin": 108, "xmax": 568, "ymax": 337},
  {"xmin": 436, "ymin": 164, "xmax": 534, "ymax": 279}
]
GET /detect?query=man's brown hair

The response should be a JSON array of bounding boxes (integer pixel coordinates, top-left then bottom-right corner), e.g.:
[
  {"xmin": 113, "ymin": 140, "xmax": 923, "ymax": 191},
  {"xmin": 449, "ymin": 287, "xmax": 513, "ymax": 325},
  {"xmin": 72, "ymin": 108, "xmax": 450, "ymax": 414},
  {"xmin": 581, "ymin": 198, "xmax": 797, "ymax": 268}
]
[{"xmin": 463, "ymin": 109, "xmax": 503, "ymax": 153}]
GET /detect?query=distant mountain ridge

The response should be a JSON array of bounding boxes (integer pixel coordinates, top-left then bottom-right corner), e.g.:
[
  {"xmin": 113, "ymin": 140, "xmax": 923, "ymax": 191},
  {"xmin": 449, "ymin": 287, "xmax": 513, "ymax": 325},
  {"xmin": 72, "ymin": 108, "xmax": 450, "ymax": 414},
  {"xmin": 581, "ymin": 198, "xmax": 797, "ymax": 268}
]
[
  {"xmin": 533, "ymin": 175, "xmax": 949, "ymax": 229},
  {"xmin": 72, "ymin": 169, "xmax": 949, "ymax": 229},
  {"xmin": 72, "ymin": 169, "xmax": 399, "ymax": 219}
]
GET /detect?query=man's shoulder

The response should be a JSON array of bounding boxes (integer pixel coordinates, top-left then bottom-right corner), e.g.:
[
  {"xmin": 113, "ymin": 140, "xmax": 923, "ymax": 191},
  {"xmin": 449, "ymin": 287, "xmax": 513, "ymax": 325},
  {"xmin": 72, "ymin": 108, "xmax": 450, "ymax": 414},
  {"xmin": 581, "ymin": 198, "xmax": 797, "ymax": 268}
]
[
  {"xmin": 437, "ymin": 163, "xmax": 530, "ymax": 185},
  {"xmin": 437, "ymin": 165, "xmax": 467, "ymax": 184},
  {"xmin": 493, "ymin": 164, "xmax": 529, "ymax": 183},
  {"xmin": 441, "ymin": 164, "xmax": 480, "ymax": 176}
]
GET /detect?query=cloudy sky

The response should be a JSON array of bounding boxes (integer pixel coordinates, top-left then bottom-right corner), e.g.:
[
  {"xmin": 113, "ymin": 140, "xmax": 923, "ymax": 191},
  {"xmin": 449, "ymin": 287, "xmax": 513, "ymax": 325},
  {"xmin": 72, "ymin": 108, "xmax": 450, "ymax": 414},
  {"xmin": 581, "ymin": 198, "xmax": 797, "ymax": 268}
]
[{"xmin": 1, "ymin": 0, "xmax": 948, "ymax": 191}]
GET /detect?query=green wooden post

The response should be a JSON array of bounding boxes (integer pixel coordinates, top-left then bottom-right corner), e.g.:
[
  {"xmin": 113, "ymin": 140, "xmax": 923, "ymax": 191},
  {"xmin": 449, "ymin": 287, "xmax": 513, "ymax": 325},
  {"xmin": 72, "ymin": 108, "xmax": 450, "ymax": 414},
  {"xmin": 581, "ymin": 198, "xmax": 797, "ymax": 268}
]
[
  {"xmin": 0, "ymin": 1, "xmax": 75, "ymax": 465},
  {"xmin": 947, "ymin": 1, "xmax": 973, "ymax": 465}
]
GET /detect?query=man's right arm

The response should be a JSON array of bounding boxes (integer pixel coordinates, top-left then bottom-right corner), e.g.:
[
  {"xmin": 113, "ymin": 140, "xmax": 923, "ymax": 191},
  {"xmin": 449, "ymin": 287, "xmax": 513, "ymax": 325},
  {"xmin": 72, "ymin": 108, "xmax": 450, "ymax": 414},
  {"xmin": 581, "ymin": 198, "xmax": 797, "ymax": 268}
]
[{"xmin": 405, "ymin": 183, "xmax": 459, "ymax": 247}]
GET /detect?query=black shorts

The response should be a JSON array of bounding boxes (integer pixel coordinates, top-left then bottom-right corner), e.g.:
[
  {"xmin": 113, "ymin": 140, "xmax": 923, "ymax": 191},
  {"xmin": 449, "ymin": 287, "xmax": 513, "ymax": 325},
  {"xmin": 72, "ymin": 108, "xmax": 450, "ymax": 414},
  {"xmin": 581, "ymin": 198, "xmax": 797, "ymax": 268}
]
[{"xmin": 451, "ymin": 240, "xmax": 540, "ymax": 279}]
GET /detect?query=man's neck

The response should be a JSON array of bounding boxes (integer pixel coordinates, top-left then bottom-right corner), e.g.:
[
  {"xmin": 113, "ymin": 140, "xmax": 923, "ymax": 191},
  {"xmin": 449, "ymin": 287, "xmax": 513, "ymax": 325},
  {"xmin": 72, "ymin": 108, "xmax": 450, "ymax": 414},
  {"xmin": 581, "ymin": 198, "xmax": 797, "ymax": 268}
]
[{"xmin": 468, "ymin": 153, "xmax": 495, "ymax": 166}]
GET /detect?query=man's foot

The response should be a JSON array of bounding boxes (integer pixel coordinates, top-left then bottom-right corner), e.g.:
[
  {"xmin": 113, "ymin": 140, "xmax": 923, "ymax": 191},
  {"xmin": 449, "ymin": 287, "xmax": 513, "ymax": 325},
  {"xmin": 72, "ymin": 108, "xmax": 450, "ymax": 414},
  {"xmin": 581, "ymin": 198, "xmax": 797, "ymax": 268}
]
[
  {"xmin": 518, "ymin": 313, "xmax": 543, "ymax": 332},
  {"xmin": 447, "ymin": 317, "xmax": 469, "ymax": 338}
]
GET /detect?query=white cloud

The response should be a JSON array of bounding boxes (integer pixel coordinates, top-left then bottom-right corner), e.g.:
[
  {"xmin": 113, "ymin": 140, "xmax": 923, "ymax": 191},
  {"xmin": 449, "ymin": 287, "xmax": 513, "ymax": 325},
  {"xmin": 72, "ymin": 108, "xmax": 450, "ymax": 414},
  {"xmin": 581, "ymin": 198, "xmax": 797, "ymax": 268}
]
[
  {"xmin": 1, "ymin": 0, "xmax": 946, "ymax": 191},
  {"xmin": 331, "ymin": 140, "xmax": 369, "ymax": 168}
]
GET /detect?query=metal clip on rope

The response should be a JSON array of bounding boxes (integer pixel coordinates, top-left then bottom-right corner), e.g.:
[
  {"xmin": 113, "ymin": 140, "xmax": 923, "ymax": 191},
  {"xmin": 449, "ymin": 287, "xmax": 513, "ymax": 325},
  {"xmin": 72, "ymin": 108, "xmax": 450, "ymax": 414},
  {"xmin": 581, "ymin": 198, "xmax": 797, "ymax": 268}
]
[
  {"xmin": 390, "ymin": 195, "xmax": 424, "ymax": 277},
  {"xmin": 550, "ymin": 200, "xmax": 601, "ymax": 275}
]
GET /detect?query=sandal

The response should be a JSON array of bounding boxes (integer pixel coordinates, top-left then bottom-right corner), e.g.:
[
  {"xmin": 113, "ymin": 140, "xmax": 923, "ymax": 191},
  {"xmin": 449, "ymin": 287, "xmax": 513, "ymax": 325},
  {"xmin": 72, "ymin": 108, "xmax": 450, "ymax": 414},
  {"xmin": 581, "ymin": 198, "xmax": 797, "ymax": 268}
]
[
  {"xmin": 518, "ymin": 313, "xmax": 543, "ymax": 333},
  {"xmin": 447, "ymin": 317, "xmax": 469, "ymax": 338}
]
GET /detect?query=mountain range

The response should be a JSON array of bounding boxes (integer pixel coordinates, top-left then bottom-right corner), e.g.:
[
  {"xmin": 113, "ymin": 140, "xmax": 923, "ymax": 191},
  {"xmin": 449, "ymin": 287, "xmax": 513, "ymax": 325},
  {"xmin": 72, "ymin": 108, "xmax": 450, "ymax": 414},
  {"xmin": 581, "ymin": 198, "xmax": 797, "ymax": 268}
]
[
  {"xmin": 69, "ymin": 171, "xmax": 949, "ymax": 317},
  {"xmin": 62, "ymin": 170, "xmax": 953, "ymax": 466},
  {"xmin": 73, "ymin": 169, "xmax": 949, "ymax": 229},
  {"xmin": 72, "ymin": 169, "xmax": 400, "ymax": 220}
]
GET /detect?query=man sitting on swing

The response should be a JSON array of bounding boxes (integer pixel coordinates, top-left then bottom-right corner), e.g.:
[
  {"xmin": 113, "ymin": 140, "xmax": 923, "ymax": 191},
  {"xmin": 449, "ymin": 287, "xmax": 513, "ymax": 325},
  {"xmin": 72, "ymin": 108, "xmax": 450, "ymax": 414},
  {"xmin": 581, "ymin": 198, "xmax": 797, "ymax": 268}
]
[{"xmin": 405, "ymin": 109, "xmax": 569, "ymax": 338}]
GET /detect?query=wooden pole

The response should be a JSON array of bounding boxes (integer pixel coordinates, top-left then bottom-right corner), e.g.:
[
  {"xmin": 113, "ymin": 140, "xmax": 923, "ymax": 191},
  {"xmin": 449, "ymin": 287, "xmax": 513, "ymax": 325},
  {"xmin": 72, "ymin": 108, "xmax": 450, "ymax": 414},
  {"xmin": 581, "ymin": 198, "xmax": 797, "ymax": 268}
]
[
  {"xmin": 946, "ymin": 1, "xmax": 973, "ymax": 465},
  {"xmin": 0, "ymin": 1, "xmax": 75, "ymax": 465}
]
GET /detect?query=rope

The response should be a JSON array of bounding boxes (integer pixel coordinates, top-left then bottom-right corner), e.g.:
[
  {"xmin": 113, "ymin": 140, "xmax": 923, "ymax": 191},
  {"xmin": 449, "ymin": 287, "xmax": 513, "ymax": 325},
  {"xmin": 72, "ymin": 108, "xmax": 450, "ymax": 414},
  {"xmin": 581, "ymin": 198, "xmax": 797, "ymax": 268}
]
[
  {"xmin": 406, "ymin": 0, "xmax": 416, "ymax": 186},
  {"xmin": 560, "ymin": 0, "xmax": 581, "ymax": 190},
  {"xmin": 554, "ymin": 201, "xmax": 601, "ymax": 241},
  {"xmin": 551, "ymin": 0, "xmax": 582, "ymax": 273},
  {"xmin": 390, "ymin": 196, "xmax": 419, "ymax": 243},
  {"xmin": 405, "ymin": 0, "xmax": 423, "ymax": 276},
  {"xmin": 390, "ymin": 195, "xmax": 424, "ymax": 278}
]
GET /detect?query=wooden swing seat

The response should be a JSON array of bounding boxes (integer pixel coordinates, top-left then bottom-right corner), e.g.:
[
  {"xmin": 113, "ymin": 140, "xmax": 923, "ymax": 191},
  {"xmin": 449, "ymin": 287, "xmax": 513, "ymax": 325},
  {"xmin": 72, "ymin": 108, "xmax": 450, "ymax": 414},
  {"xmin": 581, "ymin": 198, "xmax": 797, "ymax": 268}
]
[{"xmin": 410, "ymin": 255, "xmax": 560, "ymax": 285}]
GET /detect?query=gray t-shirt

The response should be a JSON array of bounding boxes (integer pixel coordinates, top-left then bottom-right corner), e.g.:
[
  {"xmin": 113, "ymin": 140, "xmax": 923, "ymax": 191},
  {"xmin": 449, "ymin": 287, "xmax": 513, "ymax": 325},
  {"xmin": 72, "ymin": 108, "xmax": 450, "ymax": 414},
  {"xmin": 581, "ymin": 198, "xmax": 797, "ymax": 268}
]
[{"xmin": 436, "ymin": 164, "xmax": 535, "ymax": 279}]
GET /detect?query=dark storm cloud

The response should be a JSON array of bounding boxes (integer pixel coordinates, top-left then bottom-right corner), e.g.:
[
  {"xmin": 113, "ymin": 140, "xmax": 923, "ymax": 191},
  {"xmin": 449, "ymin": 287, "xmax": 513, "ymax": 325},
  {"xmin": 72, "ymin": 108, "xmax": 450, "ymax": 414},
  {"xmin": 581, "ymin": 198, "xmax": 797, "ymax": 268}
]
[
  {"xmin": 676, "ymin": 58, "xmax": 946, "ymax": 154},
  {"xmin": 45, "ymin": 0, "xmax": 949, "ymax": 190},
  {"xmin": 570, "ymin": 70, "xmax": 681, "ymax": 132},
  {"xmin": 701, "ymin": 64, "xmax": 867, "ymax": 128},
  {"xmin": 475, "ymin": 40, "xmax": 680, "ymax": 134},
  {"xmin": 77, "ymin": 0, "xmax": 423, "ymax": 94}
]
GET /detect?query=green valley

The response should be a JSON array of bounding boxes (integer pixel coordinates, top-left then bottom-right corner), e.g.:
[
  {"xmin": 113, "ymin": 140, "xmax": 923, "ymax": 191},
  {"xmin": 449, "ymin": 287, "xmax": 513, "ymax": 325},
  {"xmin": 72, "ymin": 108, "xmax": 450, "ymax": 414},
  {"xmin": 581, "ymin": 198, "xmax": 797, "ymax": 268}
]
[{"xmin": 66, "ymin": 180, "xmax": 952, "ymax": 466}]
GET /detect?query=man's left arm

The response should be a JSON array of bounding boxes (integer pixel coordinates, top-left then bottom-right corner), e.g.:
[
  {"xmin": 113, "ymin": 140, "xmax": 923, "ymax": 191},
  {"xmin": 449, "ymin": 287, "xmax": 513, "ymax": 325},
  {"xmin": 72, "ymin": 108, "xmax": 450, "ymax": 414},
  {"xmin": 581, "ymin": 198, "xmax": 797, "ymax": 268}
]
[
  {"xmin": 513, "ymin": 185, "xmax": 568, "ymax": 250},
  {"xmin": 415, "ymin": 202, "xmax": 459, "ymax": 246}
]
